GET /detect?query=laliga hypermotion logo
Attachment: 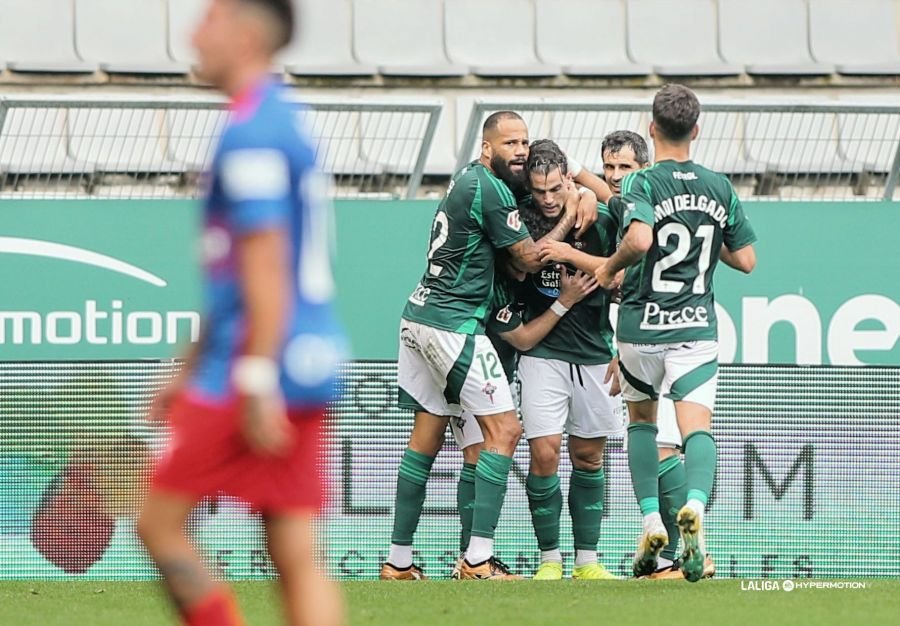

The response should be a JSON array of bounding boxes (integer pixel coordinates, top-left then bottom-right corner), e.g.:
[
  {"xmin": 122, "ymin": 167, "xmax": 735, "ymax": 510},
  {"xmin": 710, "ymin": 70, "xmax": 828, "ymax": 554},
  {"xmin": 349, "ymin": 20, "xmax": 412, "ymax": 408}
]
[{"xmin": 0, "ymin": 237, "xmax": 200, "ymax": 346}]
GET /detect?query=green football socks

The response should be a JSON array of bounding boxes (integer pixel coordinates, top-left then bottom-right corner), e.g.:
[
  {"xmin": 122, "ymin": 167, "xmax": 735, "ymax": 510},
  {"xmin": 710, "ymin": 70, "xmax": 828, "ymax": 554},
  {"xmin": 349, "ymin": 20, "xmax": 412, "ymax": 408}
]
[
  {"xmin": 526, "ymin": 473, "xmax": 562, "ymax": 552},
  {"xmin": 683, "ymin": 430, "xmax": 717, "ymax": 510},
  {"xmin": 658, "ymin": 455, "xmax": 687, "ymax": 561},
  {"xmin": 390, "ymin": 448, "xmax": 435, "ymax": 547},
  {"xmin": 628, "ymin": 423, "xmax": 661, "ymax": 515},
  {"xmin": 569, "ymin": 468, "xmax": 605, "ymax": 553},
  {"xmin": 457, "ymin": 462, "xmax": 477, "ymax": 553}
]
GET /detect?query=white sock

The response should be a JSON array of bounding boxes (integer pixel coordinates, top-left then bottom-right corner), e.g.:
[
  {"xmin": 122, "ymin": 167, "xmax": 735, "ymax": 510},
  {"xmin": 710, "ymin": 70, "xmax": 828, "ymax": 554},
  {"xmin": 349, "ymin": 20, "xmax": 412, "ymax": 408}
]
[
  {"xmin": 686, "ymin": 498, "xmax": 706, "ymax": 518},
  {"xmin": 387, "ymin": 544, "xmax": 413, "ymax": 569},
  {"xmin": 465, "ymin": 536, "xmax": 493, "ymax": 565},
  {"xmin": 657, "ymin": 556, "xmax": 674, "ymax": 569},
  {"xmin": 575, "ymin": 550, "xmax": 596, "ymax": 567},
  {"xmin": 541, "ymin": 549, "xmax": 562, "ymax": 563},
  {"xmin": 643, "ymin": 511, "xmax": 664, "ymax": 532}
]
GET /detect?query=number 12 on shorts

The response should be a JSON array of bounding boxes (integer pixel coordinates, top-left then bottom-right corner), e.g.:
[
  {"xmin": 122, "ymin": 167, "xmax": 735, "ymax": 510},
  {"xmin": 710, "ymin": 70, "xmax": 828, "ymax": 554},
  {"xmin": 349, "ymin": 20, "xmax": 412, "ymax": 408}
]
[{"xmin": 476, "ymin": 351, "xmax": 502, "ymax": 380}]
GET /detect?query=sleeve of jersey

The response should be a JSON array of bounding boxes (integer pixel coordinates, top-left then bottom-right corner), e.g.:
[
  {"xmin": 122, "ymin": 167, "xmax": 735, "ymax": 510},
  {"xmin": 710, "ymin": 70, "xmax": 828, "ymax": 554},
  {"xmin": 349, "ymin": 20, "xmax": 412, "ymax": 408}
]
[
  {"xmin": 595, "ymin": 204, "xmax": 620, "ymax": 255},
  {"xmin": 218, "ymin": 131, "xmax": 293, "ymax": 235},
  {"xmin": 723, "ymin": 189, "xmax": 758, "ymax": 251},
  {"xmin": 486, "ymin": 304, "xmax": 524, "ymax": 335},
  {"xmin": 481, "ymin": 178, "xmax": 530, "ymax": 248},
  {"xmin": 619, "ymin": 172, "xmax": 655, "ymax": 229}
]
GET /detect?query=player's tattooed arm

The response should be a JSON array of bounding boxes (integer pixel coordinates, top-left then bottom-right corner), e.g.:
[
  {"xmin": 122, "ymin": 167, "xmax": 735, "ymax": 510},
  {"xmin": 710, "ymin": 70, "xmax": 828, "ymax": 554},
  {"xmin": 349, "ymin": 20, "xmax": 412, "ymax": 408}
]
[
  {"xmin": 594, "ymin": 221, "xmax": 653, "ymax": 289},
  {"xmin": 507, "ymin": 184, "xmax": 590, "ymax": 272},
  {"xmin": 506, "ymin": 213, "xmax": 577, "ymax": 273},
  {"xmin": 719, "ymin": 243, "xmax": 757, "ymax": 274}
]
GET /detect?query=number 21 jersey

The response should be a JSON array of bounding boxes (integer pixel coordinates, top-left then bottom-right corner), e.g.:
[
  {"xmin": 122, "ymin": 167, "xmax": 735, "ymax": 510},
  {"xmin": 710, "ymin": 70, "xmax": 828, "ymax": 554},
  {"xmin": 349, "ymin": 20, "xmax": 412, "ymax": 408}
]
[{"xmin": 617, "ymin": 160, "xmax": 757, "ymax": 344}]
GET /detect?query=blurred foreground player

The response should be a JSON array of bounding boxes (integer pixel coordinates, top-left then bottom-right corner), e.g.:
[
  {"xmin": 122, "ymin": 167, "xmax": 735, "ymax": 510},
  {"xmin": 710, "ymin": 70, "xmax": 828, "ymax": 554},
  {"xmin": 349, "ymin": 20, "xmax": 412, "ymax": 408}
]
[{"xmin": 137, "ymin": 1, "xmax": 346, "ymax": 625}]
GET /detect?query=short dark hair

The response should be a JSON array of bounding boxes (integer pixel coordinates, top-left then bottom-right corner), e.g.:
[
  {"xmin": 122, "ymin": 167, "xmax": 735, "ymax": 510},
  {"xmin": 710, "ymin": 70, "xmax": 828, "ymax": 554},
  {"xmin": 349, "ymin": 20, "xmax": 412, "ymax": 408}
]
[
  {"xmin": 601, "ymin": 130, "xmax": 649, "ymax": 165},
  {"xmin": 483, "ymin": 110, "xmax": 525, "ymax": 135},
  {"xmin": 239, "ymin": 0, "xmax": 294, "ymax": 51},
  {"xmin": 526, "ymin": 138, "xmax": 568, "ymax": 179},
  {"xmin": 652, "ymin": 84, "xmax": 700, "ymax": 142}
]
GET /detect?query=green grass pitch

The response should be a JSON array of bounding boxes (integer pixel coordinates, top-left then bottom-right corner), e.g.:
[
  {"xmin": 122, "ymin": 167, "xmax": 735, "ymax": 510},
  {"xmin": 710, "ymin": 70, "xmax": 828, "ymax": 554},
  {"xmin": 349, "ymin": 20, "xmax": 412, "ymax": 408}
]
[{"xmin": 1, "ymin": 580, "xmax": 896, "ymax": 626}]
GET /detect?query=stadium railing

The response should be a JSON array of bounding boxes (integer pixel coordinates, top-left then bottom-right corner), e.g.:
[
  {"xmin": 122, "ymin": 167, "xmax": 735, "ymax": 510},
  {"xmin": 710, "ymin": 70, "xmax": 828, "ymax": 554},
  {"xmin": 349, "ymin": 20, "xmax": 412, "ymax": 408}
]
[
  {"xmin": 0, "ymin": 95, "xmax": 442, "ymax": 200},
  {"xmin": 457, "ymin": 100, "xmax": 900, "ymax": 201}
]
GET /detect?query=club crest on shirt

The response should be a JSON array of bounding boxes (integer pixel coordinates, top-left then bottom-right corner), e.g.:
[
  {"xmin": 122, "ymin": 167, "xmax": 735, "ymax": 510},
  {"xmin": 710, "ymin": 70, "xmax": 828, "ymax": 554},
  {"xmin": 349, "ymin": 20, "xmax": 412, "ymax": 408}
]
[
  {"xmin": 506, "ymin": 210, "xmax": 522, "ymax": 230},
  {"xmin": 482, "ymin": 381, "xmax": 497, "ymax": 403}
]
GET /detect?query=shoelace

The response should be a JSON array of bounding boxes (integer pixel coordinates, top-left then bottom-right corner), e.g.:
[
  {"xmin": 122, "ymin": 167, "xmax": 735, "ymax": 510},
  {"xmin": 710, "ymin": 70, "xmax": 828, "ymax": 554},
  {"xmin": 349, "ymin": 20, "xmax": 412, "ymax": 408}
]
[{"xmin": 490, "ymin": 556, "xmax": 513, "ymax": 574}]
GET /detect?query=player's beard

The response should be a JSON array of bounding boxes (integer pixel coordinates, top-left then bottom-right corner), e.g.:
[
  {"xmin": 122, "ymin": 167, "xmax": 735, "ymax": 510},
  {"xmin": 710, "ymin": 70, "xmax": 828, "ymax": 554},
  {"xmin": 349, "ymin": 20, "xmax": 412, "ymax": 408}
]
[{"xmin": 491, "ymin": 155, "xmax": 527, "ymax": 197}]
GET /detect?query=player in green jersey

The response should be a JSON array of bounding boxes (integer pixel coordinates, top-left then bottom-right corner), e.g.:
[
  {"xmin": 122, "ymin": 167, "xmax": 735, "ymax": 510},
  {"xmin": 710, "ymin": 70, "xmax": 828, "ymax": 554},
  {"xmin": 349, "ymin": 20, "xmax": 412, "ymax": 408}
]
[
  {"xmin": 593, "ymin": 85, "xmax": 757, "ymax": 582},
  {"xmin": 448, "ymin": 259, "xmax": 599, "ymax": 579},
  {"xmin": 545, "ymin": 130, "xmax": 716, "ymax": 580},
  {"xmin": 382, "ymin": 111, "xmax": 600, "ymax": 580},
  {"xmin": 513, "ymin": 139, "xmax": 622, "ymax": 581}
]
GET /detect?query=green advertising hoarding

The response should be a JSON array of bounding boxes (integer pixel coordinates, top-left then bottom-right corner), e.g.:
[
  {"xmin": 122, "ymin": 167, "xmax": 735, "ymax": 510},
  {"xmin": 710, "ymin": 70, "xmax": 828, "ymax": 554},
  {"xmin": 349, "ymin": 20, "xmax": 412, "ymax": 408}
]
[
  {"xmin": 0, "ymin": 200, "xmax": 897, "ymax": 363},
  {"xmin": 1, "ymin": 361, "xmax": 898, "ymax": 580}
]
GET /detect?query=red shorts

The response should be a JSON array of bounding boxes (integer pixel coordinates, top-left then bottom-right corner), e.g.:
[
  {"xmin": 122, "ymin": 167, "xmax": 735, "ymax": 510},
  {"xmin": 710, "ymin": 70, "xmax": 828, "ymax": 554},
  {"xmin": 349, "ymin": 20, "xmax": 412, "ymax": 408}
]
[{"xmin": 151, "ymin": 392, "xmax": 327, "ymax": 514}]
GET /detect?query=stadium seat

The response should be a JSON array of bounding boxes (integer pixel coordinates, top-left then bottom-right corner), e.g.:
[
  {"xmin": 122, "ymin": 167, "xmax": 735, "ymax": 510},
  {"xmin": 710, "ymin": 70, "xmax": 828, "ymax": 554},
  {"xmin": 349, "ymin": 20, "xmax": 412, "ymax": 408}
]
[
  {"xmin": 549, "ymin": 109, "xmax": 648, "ymax": 172},
  {"xmin": 0, "ymin": 0, "xmax": 96, "ymax": 73},
  {"xmin": 0, "ymin": 108, "xmax": 94, "ymax": 175},
  {"xmin": 625, "ymin": 0, "xmax": 742, "ymax": 77},
  {"xmin": 352, "ymin": 0, "xmax": 467, "ymax": 77},
  {"xmin": 444, "ymin": 0, "xmax": 561, "ymax": 77},
  {"xmin": 165, "ymin": 108, "xmax": 228, "ymax": 171},
  {"xmin": 744, "ymin": 110, "xmax": 864, "ymax": 174},
  {"xmin": 68, "ymin": 108, "xmax": 184, "ymax": 174},
  {"xmin": 693, "ymin": 111, "xmax": 767, "ymax": 175},
  {"xmin": 809, "ymin": 0, "xmax": 900, "ymax": 75},
  {"xmin": 167, "ymin": 0, "xmax": 205, "ymax": 66},
  {"xmin": 281, "ymin": 0, "xmax": 377, "ymax": 77},
  {"xmin": 535, "ymin": 0, "xmax": 651, "ymax": 76},
  {"xmin": 718, "ymin": 0, "xmax": 834, "ymax": 76},
  {"xmin": 836, "ymin": 97, "xmax": 900, "ymax": 174},
  {"xmin": 75, "ymin": 0, "xmax": 189, "ymax": 74}
]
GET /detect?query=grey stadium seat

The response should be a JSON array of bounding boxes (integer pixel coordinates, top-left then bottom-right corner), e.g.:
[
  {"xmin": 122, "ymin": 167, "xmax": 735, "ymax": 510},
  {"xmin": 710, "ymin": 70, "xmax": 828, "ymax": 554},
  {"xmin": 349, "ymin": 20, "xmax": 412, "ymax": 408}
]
[
  {"xmin": 535, "ymin": 0, "xmax": 651, "ymax": 76},
  {"xmin": 809, "ymin": 0, "xmax": 900, "ymax": 75},
  {"xmin": 167, "ymin": 0, "xmax": 205, "ymax": 66},
  {"xmin": 549, "ymin": 110, "xmax": 648, "ymax": 172},
  {"xmin": 281, "ymin": 0, "xmax": 376, "ymax": 77},
  {"xmin": 76, "ymin": 0, "xmax": 188, "ymax": 74},
  {"xmin": 692, "ymin": 111, "xmax": 767, "ymax": 175},
  {"xmin": 445, "ymin": 0, "xmax": 561, "ymax": 77},
  {"xmin": 0, "ymin": 108, "xmax": 94, "ymax": 175},
  {"xmin": 626, "ymin": 0, "xmax": 741, "ymax": 76},
  {"xmin": 68, "ymin": 108, "xmax": 184, "ymax": 174},
  {"xmin": 353, "ymin": 0, "xmax": 467, "ymax": 77},
  {"xmin": 718, "ymin": 0, "xmax": 834, "ymax": 76},
  {"xmin": 744, "ymin": 111, "xmax": 864, "ymax": 174},
  {"xmin": 0, "ymin": 0, "xmax": 96, "ymax": 73}
]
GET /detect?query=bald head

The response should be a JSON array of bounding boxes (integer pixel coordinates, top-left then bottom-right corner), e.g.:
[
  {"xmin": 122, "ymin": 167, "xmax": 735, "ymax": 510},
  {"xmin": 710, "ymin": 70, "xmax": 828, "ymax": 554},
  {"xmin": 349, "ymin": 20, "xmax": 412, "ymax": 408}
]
[
  {"xmin": 480, "ymin": 111, "xmax": 529, "ymax": 194},
  {"xmin": 482, "ymin": 111, "xmax": 525, "ymax": 138}
]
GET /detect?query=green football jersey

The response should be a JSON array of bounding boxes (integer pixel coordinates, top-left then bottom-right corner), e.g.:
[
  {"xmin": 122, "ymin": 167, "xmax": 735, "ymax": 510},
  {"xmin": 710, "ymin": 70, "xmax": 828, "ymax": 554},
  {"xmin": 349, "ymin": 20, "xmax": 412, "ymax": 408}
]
[
  {"xmin": 519, "ymin": 204, "xmax": 618, "ymax": 365},
  {"xmin": 402, "ymin": 161, "xmax": 530, "ymax": 335},
  {"xmin": 617, "ymin": 160, "xmax": 757, "ymax": 344}
]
